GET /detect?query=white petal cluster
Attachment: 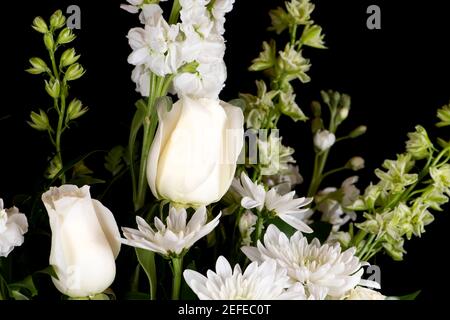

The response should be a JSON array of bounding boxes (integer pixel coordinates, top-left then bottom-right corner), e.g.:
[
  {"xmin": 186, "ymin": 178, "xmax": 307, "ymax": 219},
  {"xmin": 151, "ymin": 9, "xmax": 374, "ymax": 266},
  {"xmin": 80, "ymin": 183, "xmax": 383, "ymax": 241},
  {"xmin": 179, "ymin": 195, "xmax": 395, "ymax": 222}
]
[
  {"xmin": 124, "ymin": 0, "xmax": 235, "ymax": 99},
  {"xmin": 242, "ymin": 224, "xmax": 364, "ymax": 299},
  {"xmin": 183, "ymin": 256, "xmax": 306, "ymax": 300},
  {"xmin": 121, "ymin": 205, "xmax": 221, "ymax": 257},
  {"xmin": 231, "ymin": 172, "xmax": 313, "ymax": 233},
  {"xmin": 0, "ymin": 199, "xmax": 28, "ymax": 257}
]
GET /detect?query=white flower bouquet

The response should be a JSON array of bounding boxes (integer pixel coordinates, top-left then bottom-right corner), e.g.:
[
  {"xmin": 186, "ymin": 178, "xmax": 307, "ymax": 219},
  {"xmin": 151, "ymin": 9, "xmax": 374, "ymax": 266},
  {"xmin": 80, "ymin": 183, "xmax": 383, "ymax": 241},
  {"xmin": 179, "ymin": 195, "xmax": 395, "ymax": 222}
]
[{"xmin": 0, "ymin": 0, "xmax": 448, "ymax": 302}]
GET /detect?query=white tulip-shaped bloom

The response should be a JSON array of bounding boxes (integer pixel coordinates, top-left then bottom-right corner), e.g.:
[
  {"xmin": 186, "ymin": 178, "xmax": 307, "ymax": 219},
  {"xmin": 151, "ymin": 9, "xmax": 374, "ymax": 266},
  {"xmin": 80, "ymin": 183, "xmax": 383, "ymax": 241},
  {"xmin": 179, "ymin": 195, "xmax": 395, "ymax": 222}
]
[
  {"xmin": 242, "ymin": 224, "xmax": 364, "ymax": 299},
  {"xmin": 121, "ymin": 206, "xmax": 221, "ymax": 257},
  {"xmin": 0, "ymin": 199, "xmax": 28, "ymax": 257},
  {"xmin": 42, "ymin": 185, "xmax": 121, "ymax": 298},
  {"xmin": 147, "ymin": 97, "xmax": 244, "ymax": 207},
  {"xmin": 183, "ymin": 256, "xmax": 306, "ymax": 300}
]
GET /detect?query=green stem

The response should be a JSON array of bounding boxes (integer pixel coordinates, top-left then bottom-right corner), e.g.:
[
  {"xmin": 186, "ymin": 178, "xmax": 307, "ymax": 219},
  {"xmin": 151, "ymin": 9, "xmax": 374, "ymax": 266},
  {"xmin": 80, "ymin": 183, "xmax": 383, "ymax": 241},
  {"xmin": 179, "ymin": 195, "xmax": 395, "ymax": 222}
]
[
  {"xmin": 169, "ymin": 0, "xmax": 181, "ymax": 24},
  {"xmin": 290, "ymin": 24, "xmax": 298, "ymax": 46},
  {"xmin": 357, "ymin": 234, "xmax": 376, "ymax": 260},
  {"xmin": 171, "ymin": 256, "xmax": 183, "ymax": 300},
  {"xmin": 49, "ymin": 48, "xmax": 66, "ymax": 184},
  {"xmin": 253, "ymin": 216, "xmax": 265, "ymax": 246}
]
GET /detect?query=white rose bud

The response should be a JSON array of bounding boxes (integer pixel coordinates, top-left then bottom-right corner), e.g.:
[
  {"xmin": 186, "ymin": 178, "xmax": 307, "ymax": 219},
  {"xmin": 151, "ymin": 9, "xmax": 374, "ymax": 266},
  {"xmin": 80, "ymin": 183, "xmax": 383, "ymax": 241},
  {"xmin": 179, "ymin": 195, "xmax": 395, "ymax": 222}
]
[
  {"xmin": 314, "ymin": 130, "xmax": 336, "ymax": 152},
  {"xmin": 238, "ymin": 210, "xmax": 258, "ymax": 246},
  {"xmin": 147, "ymin": 97, "xmax": 244, "ymax": 207},
  {"xmin": 0, "ymin": 199, "xmax": 28, "ymax": 258},
  {"xmin": 42, "ymin": 185, "xmax": 121, "ymax": 298}
]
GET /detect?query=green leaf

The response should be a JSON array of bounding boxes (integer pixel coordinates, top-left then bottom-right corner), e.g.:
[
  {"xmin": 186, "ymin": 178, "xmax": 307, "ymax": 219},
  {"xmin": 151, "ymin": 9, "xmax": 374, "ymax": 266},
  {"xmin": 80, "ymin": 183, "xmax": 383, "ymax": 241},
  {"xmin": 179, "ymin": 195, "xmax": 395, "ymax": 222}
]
[
  {"xmin": 105, "ymin": 146, "xmax": 125, "ymax": 176},
  {"xmin": 9, "ymin": 275, "xmax": 38, "ymax": 298},
  {"xmin": 36, "ymin": 265, "xmax": 59, "ymax": 280},
  {"xmin": 135, "ymin": 248, "xmax": 157, "ymax": 300},
  {"xmin": 0, "ymin": 273, "xmax": 10, "ymax": 300},
  {"xmin": 69, "ymin": 175, "xmax": 106, "ymax": 187},
  {"xmin": 11, "ymin": 290, "xmax": 29, "ymax": 300},
  {"xmin": 128, "ymin": 100, "xmax": 147, "ymax": 191},
  {"xmin": 394, "ymin": 290, "xmax": 421, "ymax": 300},
  {"xmin": 46, "ymin": 150, "xmax": 105, "ymax": 189}
]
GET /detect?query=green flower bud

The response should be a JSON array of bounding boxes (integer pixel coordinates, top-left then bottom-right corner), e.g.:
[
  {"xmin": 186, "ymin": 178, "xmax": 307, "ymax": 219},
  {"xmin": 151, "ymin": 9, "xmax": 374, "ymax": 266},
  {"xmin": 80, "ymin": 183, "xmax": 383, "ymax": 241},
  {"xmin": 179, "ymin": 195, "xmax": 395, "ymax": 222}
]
[
  {"xmin": 64, "ymin": 63, "xmax": 85, "ymax": 81},
  {"xmin": 311, "ymin": 101, "xmax": 321, "ymax": 118},
  {"xmin": 57, "ymin": 28, "xmax": 76, "ymax": 45},
  {"xmin": 50, "ymin": 10, "xmax": 67, "ymax": 30},
  {"xmin": 26, "ymin": 57, "xmax": 50, "ymax": 75},
  {"xmin": 32, "ymin": 16, "xmax": 48, "ymax": 33},
  {"xmin": 249, "ymin": 40, "xmax": 276, "ymax": 72},
  {"xmin": 406, "ymin": 125, "xmax": 433, "ymax": 160},
  {"xmin": 349, "ymin": 125, "xmax": 367, "ymax": 138},
  {"xmin": 28, "ymin": 109, "xmax": 51, "ymax": 131},
  {"xmin": 45, "ymin": 78, "xmax": 61, "ymax": 98},
  {"xmin": 320, "ymin": 90, "xmax": 331, "ymax": 106},
  {"xmin": 286, "ymin": 0, "xmax": 315, "ymax": 25},
  {"xmin": 278, "ymin": 87, "xmax": 307, "ymax": 122},
  {"xmin": 311, "ymin": 117, "xmax": 324, "ymax": 134},
  {"xmin": 277, "ymin": 44, "xmax": 311, "ymax": 83},
  {"xmin": 300, "ymin": 25, "xmax": 327, "ymax": 49},
  {"xmin": 346, "ymin": 156, "xmax": 365, "ymax": 171},
  {"xmin": 66, "ymin": 98, "xmax": 88, "ymax": 122},
  {"xmin": 436, "ymin": 103, "xmax": 450, "ymax": 127},
  {"xmin": 44, "ymin": 33, "xmax": 55, "ymax": 51},
  {"xmin": 268, "ymin": 7, "xmax": 291, "ymax": 34},
  {"xmin": 60, "ymin": 48, "xmax": 80, "ymax": 67},
  {"xmin": 45, "ymin": 155, "xmax": 63, "ymax": 180}
]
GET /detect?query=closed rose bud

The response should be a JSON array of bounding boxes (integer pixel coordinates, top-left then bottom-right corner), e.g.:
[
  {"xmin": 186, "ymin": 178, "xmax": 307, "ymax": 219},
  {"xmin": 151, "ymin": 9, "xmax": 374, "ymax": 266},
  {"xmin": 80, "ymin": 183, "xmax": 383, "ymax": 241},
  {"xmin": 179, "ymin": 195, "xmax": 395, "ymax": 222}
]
[
  {"xmin": 42, "ymin": 185, "xmax": 121, "ymax": 298},
  {"xmin": 147, "ymin": 97, "xmax": 244, "ymax": 207}
]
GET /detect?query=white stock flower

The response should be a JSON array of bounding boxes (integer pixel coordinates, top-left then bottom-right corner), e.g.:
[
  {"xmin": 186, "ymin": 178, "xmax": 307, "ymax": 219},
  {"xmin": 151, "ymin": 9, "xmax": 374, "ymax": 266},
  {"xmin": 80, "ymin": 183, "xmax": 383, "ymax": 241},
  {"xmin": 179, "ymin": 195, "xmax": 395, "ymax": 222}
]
[
  {"xmin": 42, "ymin": 185, "xmax": 121, "ymax": 298},
  {"xmin": 346, "ymin": 286, "xmax": 385, "ymax": 300},
  {"xmin": 120, "ymin": 0, "xmax": 169, "ymax": 15},
  {"xmin": 314, "ymin": 130, "xmax": 336, "ymax": 152},
  {"xmin": 317, "ymin": 176, "xmax": 359, "ymax": 228},
  {"xmin": 183, "ymin": 256, "xmax": 306, "ymax": 300},
  {"xmin": 265, "ymin": 189, "xmax": 313, "ymax": 233},
  {"xmin": 231, "ymin": 172, "xmax": 266, "ymax": 211},
  {"xmin": 242, "ymin": 224, "xmax": 364, "ymax": 299},
  {"xmin": 147, "ymin": 97, "xmax": 244, "ymax": 206},
  {"xmin": 0, "ymin": 199, "xmax": 28, "ymax": 257},
  {"xmin": 122, "ymin": 206, "xmax": 221, "ymax": 257},
  {"xmin": 210, "ymin": 0, "xmax": 235, "ymax": 35},
  {"xmin": 131, "ymin": 65, "xmax": 151, "ymax": 96}
]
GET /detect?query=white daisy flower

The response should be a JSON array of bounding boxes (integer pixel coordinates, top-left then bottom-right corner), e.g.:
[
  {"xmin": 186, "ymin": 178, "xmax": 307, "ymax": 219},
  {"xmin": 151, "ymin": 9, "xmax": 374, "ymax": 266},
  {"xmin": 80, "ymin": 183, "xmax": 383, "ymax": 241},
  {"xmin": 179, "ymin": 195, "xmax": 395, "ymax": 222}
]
[
  {"xmin": 231, "ymin": 172, "xmax": 266, "ymax": 211},
  {"xmin": 265, "ymin": 189, "xmax": 313, "ymax": 233},
  {"xmin": 242, "ymin": 224, "xmax": 364, "ymax": 299},
  {"xmin": 121, "ymin": 206, "xmax": 221, "ymax": 257},
  {"xmin": 183, "ymin": 256, "xmax": 306, "ymax": 300}
]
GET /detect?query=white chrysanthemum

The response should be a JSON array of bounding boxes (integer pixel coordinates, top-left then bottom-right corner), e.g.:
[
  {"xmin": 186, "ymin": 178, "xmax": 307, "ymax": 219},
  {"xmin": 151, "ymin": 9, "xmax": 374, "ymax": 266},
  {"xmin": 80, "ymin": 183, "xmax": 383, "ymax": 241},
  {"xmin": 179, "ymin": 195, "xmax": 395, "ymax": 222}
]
[
  {"xmin": 242, "ymin": 224, "xmax": 364, "ymax": 299},
  {"xmin": 231, "ymin": 172, "xmax": 266, "ymax": 211},
  {"xmin": 121, "ymin": 206, "xmax": 221, "ymax": 257},
  {"xmin": 183, "ymin": 256, "xmax": 306, "ymax": 300},
  {"xmin": 265, "ymin": 189, "xmax": 313, "ymax": 233},
  {"xmin": 0, "ymin": 199, "xmax": 28, "ymax": 257},
  {"xmin": 346, "ymin": 286, "xmax": 385, "ymax": 300}
]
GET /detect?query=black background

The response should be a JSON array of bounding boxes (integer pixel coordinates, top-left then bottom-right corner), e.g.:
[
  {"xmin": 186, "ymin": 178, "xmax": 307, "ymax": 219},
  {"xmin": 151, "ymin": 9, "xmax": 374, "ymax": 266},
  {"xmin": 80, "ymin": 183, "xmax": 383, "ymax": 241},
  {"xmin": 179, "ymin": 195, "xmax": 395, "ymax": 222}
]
[{"xmin": 1, "ymin": 0, "xmax": 449, "ymax": 301}]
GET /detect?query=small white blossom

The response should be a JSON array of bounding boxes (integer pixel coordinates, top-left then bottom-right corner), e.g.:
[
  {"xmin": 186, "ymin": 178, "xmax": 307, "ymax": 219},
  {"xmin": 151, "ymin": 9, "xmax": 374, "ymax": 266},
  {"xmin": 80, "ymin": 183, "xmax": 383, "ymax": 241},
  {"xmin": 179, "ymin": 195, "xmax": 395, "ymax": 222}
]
[
  {"xmin": 314, "ymin": 130, "xmax": 336, "ymax": 151},
  {"xmin": 346, "ymin": 286, "xmax": 385, "ymax": 300},
  {"xmin": 239, "ymin": 211, "xmax": 258, "ymax": 246},
  {"xmin": 231, "ymin": 172, "xmax": 266, "ymax": 211}
]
